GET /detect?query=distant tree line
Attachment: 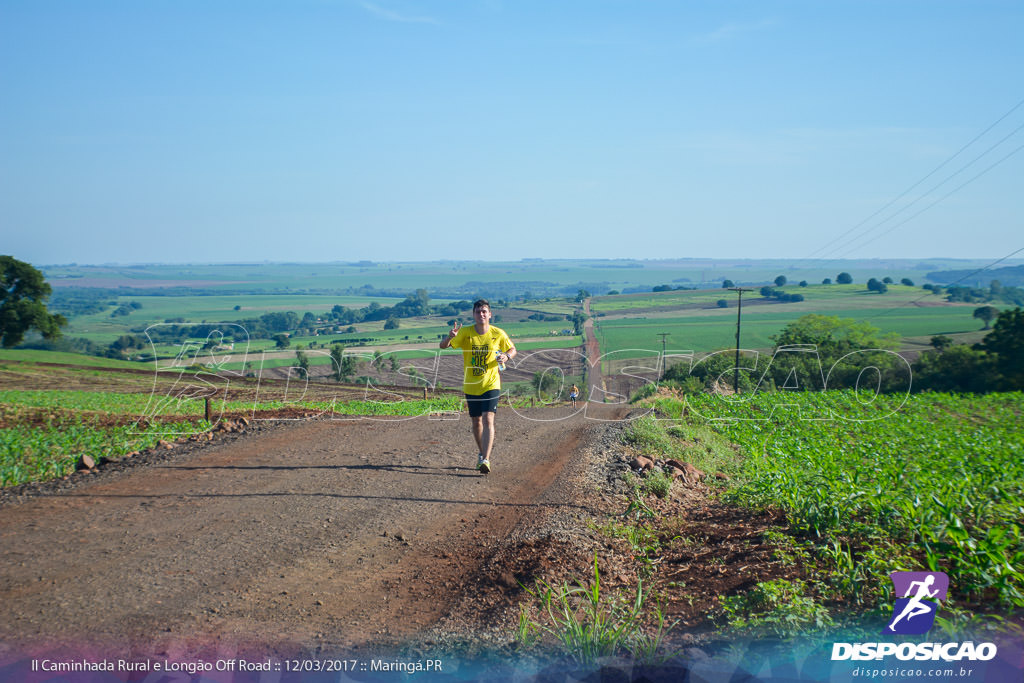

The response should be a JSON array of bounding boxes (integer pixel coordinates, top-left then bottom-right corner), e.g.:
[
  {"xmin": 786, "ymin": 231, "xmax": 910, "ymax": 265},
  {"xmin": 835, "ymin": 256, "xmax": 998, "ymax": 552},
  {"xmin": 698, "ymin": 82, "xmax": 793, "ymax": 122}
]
[
  {"xmin": 759, "ymin": 286, "xmax": 804, "ymax": 303},
  {"xmin": 941, "ymin": 280, "xmax": 1024, "ymax": 306}
]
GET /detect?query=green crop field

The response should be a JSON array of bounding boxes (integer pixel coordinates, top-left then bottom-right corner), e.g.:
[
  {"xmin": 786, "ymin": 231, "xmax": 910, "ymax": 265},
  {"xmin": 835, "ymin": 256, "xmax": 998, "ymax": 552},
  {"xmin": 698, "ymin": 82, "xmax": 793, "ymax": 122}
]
[
  {"xmin": 0, "ymin": 349, "xmax": 143, "ymax": 370},
  {"xmin": 593, "ymin": 291, "xmax": 991, "ymax": 357},
  {"xmin": 631, "ymin": 390, "xmax": 1024, "ymax": 618}
]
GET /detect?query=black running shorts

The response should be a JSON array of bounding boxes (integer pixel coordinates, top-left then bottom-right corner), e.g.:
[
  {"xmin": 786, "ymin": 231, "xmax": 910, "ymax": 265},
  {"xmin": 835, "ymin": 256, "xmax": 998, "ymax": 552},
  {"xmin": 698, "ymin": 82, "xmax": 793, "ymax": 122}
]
[{"xmin": 465, "ymin": 389, "xmax": 500, "ymax": 417}]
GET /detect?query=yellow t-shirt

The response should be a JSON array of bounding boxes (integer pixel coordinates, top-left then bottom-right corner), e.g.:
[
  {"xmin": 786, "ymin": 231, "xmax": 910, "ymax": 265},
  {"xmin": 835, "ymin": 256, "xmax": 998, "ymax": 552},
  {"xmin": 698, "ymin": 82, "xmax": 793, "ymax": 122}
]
[{"xmin": 448, "ymin": 325, "xmax": 512, "ymax": 395}]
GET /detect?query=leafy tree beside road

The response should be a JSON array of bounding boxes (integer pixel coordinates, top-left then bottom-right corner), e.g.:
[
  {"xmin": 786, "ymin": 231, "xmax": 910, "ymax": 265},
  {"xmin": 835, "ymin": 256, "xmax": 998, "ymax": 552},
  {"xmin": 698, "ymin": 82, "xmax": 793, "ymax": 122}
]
[
  {"xmin": 1, "ymin": 256, "xmax": 67, "ymax": 348},
  {"xmin": 913, "ymin": 307, "xmax": 1024, "ymax": 392},
  {"xmin": 980, "ymin": 307, "xmax": 1024, "ymax": 389}
]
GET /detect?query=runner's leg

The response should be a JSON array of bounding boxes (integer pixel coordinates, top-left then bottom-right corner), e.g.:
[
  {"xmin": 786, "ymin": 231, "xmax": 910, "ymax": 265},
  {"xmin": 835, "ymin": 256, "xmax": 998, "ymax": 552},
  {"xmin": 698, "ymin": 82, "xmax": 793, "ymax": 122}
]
[
  {"xmin": 471, "ymin": 415, "xmax": 484, "ymax": 454},
  {"xmin": 480, "ymin": 411, "xmax": 495, "ymax": 460}
]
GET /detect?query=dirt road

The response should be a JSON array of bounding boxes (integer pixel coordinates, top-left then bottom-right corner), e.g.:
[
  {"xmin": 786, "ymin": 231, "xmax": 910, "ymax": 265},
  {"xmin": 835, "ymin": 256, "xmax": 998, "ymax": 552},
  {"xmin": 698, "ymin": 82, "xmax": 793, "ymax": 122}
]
[{"xmin": 0, "ymin": 403, "xmax": 629, "ymax": 662}]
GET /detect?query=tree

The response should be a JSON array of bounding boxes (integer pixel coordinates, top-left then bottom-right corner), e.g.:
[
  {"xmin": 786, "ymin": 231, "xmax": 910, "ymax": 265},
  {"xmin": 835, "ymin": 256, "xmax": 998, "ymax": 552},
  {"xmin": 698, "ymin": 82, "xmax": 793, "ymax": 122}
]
[
  {"xmin": 867, "ymin": 278, "xmax": 888, "ymax": 294},
  {"xmin": 799, "ymin": 280, "xmax": 808, "ymax": 287},
  {"xmin": 273, "ymin": 334, "xmax": 290, "ymax": 349},
  {"xmin": 930, "ymin": 335, "xmax": 954, "ymax": 352},
  {"xmin": 901, "ymin": 278, "xmax": 915, "ymax": 287},
  {"xmin": 575, "ymin": 289, "xmax": 591, "ymax": 302},
  {"xmin": 571, "ymin": 309, "xmax": 588, "ymax": 335},
  {"xmin": 769, "ymin": 314, "xmax": 902, "ymax": 391},
  {"xmin": 261, "ymin": 311, "xmax": 299, "ymax": 333},
  {"xmin": 295, "ymin": 350, "xmax": 309, "ymax": 379},
  {"xmin": 822, "ymin": 278, "xmax": 832, "ymax": 285},
  {"xmin": 836, "ymin": 272, "xmax": 853, "ymax": 285},
  {"xmin": 383, "ymin": 317, "xmax": 399, "ymax": 330},
  {"xmin": 531, "ymin": 370, "xmax": 561, "ymax": 397},
  {"xmin": 330, "ymin": 344, "xmax": 357, "ymax": 382},
  {"xmin": 774, "ymin": 275, "xmax": 787, "ymax": 287},
  {"xmin": 882, "ymin": 277, "xmax": 894, "ymax": 284},
  {"xmin": 722, "ymin": 279, "xmax": 735, "ymax": 289},
  {"xmin": 0, "ymin": 256, "xmax": 67, "ymax": 348},
  {"xmin": 607, "ymin": 290, "xmax": 620, "ymax": 295},
  {"xmin": 911, "ymin": 345, "xmax": 1000, "ymax": 393},
  {"xmin": 980, "ymin": 307, "xmax": 1024, "ymax": 389},
  {"xmin": 716, "ymin": 299, "xmax": 729, "ymax": 308},
  {"xmin": 973, "ymin": 305, "xmax": 999, "ymax": 330}
]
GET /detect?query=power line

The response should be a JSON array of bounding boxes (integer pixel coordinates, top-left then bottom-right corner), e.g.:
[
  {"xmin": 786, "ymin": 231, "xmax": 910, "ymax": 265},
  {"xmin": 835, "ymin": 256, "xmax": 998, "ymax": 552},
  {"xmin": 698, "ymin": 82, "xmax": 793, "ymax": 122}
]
[
  {"xmin": 820, "ymin": 123, "xmax": 1024, "ymax": 259},
  {"xmin": 800, "ymin": 96, "xmax": 1024, "ymax": 264},
  {"xmin": 835, "ymin": 140, "xmax": 1024, "ymax": 254}
]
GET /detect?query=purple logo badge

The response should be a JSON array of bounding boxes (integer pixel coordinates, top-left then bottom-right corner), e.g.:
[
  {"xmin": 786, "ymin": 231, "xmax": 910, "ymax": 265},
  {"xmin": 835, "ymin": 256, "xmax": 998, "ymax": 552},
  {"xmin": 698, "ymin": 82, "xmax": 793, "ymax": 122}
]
[{"xmin": 884, "ymin": 571, "xmax": 949, "ymax": 635}]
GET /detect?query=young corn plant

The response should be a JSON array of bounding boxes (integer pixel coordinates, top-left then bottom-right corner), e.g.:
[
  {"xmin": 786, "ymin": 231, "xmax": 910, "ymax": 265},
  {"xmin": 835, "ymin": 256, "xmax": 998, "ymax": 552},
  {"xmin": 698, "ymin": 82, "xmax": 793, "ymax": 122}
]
[{"xmin": 519, "ymin": 555, "xmax": 672, "ymax": 665}]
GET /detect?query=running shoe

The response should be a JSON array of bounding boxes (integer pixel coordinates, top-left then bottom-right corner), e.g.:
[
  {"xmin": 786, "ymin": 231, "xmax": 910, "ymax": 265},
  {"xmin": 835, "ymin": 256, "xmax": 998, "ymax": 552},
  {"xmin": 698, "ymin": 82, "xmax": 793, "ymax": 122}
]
[{"xmin": 478, "ymin": 459, "xmax": 491, "ymax": 474}]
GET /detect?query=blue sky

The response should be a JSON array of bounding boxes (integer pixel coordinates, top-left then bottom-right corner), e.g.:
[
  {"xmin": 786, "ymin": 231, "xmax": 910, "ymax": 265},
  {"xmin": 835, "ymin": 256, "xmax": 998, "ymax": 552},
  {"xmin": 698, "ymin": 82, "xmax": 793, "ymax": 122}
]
[{"xmin": 2, "ymin": 0, "xmax": 1022, "ymax": 265}]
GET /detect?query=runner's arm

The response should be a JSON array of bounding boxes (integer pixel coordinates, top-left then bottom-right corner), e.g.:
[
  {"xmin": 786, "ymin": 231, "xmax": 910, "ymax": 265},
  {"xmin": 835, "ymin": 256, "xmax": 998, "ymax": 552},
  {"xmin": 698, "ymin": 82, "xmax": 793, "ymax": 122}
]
[
  {"xmin": 440, "ymin": 322, "xmax": 461, "ymax": 349},
  {"xmin": 497, "ymin": 344, "xmax": 517, "ymax": 363}
]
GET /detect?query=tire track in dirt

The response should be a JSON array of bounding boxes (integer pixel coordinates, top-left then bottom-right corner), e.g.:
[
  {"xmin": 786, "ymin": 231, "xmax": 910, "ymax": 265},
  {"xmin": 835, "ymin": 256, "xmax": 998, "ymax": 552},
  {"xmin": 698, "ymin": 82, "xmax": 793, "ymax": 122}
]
[{"xmin": 0, "ymin": 404, "xmax": 627, "ymax": 661}]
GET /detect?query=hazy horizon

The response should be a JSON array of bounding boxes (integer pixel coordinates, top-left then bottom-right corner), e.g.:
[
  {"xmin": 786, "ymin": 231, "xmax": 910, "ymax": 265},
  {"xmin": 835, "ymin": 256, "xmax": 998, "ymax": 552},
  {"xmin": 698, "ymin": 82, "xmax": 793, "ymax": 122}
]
[{"xmin": 34, "ymin": 256, "xmax": 1024, "ymax": 268}]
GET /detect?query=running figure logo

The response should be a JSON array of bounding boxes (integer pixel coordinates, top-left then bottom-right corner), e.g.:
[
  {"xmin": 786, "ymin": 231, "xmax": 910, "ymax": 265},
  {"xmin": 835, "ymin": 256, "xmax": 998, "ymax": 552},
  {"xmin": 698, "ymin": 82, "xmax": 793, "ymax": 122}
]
[{"xmin": 885, "ymin": 571, "xmax": 949, "ymax": 635}]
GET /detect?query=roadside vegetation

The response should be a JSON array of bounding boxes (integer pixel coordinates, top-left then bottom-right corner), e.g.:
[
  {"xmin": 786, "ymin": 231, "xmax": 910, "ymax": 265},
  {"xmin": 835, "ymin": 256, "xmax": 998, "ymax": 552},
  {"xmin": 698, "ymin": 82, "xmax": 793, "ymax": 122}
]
[
  {"xmin": 514, "ymin": 309, "xmax": 1023, "ymax": 663},
  {"xmin": 616, "ymin": 390, "xmax": 1024, "ymax": 636}
]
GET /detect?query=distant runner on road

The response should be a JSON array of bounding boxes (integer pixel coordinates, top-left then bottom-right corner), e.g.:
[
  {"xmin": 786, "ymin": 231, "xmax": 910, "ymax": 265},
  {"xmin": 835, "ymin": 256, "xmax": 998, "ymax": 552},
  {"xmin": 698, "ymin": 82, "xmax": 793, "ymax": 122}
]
[{"xmin": 439, "ymin": 299, "xmax": 516, "ymax": 474}]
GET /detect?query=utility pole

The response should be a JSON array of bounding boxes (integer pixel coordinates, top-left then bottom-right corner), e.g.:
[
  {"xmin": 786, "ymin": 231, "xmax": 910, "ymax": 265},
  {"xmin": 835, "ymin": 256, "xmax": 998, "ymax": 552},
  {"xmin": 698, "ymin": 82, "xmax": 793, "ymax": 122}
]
[
  {"xmin": 729, "ymin": 288, "xmax": 754, "ymax": 393},
  {"xmin": 656, "ymin": 333, "xmax": 669, "ymax": 379}
]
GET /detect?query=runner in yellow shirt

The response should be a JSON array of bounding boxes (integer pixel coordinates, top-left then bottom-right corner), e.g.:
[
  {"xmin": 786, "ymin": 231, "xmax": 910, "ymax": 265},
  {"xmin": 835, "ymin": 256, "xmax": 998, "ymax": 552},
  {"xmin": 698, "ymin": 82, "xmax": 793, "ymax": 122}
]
[{"xmin": 439, "ymin": 299, "xmax": 516, "ymax": 474}]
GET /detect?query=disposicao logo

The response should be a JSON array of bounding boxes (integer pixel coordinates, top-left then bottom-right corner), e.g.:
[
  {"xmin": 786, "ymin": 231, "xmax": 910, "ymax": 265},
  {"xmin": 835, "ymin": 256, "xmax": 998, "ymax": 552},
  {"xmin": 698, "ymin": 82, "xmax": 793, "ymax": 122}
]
[
  {"xmin": 831, "ymin": 570, "xmax": 998, "ymax": 662},
  {"xmin": 885, "ymin": 571, "xmax": 948, "ymax": 635}
]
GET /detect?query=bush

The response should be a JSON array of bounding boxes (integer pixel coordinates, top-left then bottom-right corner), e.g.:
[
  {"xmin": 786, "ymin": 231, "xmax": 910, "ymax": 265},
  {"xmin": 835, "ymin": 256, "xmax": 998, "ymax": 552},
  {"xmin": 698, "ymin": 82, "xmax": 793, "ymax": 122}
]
[
  {"xmin": 644, "ymin": 470, "xmax": 673, "ymax": 499},
  {"xmin": 719, "ymin": 579, "xmax": 833, "ymax": 637},
  {"xmin": 630, "ymin": 382, "xmax": 659, "ymax": 402}
]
